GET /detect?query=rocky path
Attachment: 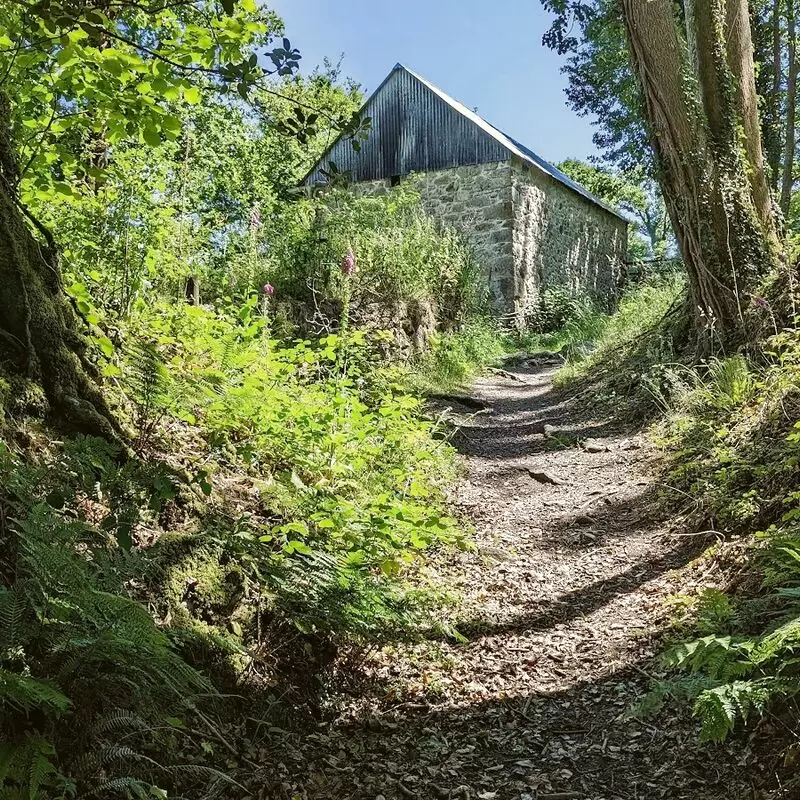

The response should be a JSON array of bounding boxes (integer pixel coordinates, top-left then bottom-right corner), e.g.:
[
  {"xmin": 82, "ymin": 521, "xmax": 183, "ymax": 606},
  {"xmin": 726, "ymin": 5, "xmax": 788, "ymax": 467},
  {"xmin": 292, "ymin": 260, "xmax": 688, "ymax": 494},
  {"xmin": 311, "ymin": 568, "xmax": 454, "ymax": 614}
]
[{"xmin": 277, "ymin": 361, "xmax": 756, "ymax": 800}]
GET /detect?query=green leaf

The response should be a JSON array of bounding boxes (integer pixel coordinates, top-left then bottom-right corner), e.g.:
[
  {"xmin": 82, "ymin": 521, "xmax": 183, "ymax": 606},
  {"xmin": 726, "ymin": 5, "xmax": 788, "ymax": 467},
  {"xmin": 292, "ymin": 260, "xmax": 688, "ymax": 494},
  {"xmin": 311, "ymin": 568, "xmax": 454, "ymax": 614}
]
[
  {"xmin": 184, "ymin": 85, "xmax": 202, "ymax": 105},
  {"xmin": 116, "ymin": 522, "xmax": 133, "ymax": 551},
  {"xmin": 53, "ymin": 181, "xmax": 76, "ymax": 198},
  {"xmin": 46, "ymin": 489, "xmax": 66, "ymax": 510},
  {"xmin": 92, "ymin": 336, "xmax": 114, "ymax": 358},
  {"xmin": 284, "ymin": 540, "xmax": 313, "ymax": 555},
  {"xmin": 142, "ymin": 126, "xmax": 161, "ymax": 147},
  {"xmin": 281, "ymin": 521, "xmax": 309, "ymax": 537}
]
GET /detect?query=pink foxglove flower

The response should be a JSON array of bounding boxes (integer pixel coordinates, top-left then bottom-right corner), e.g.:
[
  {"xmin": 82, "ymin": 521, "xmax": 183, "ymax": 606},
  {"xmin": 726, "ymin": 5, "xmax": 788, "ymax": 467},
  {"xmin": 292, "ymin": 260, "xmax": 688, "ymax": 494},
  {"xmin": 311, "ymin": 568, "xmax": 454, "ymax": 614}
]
[
  {"xmin": 752, "ymin": 295, "xmax": 769, "ymax": 309},
  {"xmin": 262, "ymin": 283, "xmax": 275, "ymax": 296},
  {"xmin": 340, "ymin": 249, "xmax": 356, "ymax": 276}
]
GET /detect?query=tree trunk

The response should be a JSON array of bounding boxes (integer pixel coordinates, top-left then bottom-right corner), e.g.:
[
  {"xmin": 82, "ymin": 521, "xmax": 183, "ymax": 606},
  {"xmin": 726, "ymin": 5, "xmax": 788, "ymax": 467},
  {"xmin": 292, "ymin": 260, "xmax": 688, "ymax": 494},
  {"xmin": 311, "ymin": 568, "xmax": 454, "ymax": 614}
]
[
  {"xmin": 0, "ymin": 97, "xmax": 122, "ymax": 439},
  {"xmin": 185, "ymin": 276, "xmax": 200, "ymax": 305},
  {"xmin": 768, "ymin": 0, "xmax": 784, "ymax": 189},
  {"xmin": 723, "ymin": 0, "xmax": 779, "ymax": 239},
  {"xmin": 685, "ymin": 0, "xmax": 698, "ymax": 71},
  {"xmin": 782, "ymin": 0, "xmax": 798, "ymax": 215},
  {"xmin": 622, "ymin": 0, "xmax": 781, "ymax": 346}
]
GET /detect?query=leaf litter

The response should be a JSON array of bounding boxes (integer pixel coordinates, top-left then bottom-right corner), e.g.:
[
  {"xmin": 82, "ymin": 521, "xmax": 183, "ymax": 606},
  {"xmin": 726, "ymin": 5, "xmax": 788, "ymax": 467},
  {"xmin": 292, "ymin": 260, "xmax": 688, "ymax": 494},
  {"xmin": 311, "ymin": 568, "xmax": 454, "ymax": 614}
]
[{"xmin": 264, "ymin": 363, "xmax": 763, "ymax": 800}]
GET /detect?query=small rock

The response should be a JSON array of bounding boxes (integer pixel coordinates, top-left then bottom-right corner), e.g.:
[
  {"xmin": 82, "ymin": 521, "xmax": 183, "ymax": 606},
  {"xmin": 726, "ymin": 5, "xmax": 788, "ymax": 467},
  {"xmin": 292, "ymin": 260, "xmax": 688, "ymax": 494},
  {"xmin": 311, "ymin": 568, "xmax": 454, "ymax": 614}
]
[
  {"xmin": 487, "ymin": 367, "xmax": 526, "ymax": 383},
  {"xmin": 481, "ymin": 545, "xmax": 516, "ymax": 561},
  {"xmin": 527, "ymin": 469, "xmax": 566, "ymax": 485},
  {"xmin": 583, "ymin": 440, "xmax": 609, "ymax": 453}
]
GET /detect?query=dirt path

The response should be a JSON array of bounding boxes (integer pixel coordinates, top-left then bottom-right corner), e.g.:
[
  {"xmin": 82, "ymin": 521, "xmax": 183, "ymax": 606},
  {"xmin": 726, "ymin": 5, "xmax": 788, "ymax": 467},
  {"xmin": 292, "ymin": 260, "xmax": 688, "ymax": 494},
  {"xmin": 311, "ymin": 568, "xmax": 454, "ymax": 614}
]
[{"xmin": 277, "ymin": 362, "xmax": 757, "ymax": 800}]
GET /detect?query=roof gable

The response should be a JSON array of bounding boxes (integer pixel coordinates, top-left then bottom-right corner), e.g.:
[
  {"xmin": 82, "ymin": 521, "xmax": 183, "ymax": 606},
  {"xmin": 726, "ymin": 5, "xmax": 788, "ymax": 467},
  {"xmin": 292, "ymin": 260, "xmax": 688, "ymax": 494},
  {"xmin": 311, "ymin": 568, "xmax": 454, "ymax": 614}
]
[{"xmin": 305, "ymin": 64, "xmax": 625, "ymax": 221}]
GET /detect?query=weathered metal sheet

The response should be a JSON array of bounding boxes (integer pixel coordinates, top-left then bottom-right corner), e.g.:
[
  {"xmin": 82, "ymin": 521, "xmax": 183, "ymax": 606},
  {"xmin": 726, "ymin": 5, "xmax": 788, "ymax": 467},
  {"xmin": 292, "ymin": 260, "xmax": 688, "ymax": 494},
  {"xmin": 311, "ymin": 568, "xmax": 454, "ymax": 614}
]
[{"xmin": 304, "ymin": 65, "xmax": 509, "ymax": 185}]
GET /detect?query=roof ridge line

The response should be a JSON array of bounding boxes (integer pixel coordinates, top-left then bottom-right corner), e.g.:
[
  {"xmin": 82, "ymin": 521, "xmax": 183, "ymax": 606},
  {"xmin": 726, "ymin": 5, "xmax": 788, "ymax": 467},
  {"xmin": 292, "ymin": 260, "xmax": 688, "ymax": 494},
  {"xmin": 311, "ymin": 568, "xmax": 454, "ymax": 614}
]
[{"xmin": 303, "ymin": 62, "xmax": 628, "ymax": 222}]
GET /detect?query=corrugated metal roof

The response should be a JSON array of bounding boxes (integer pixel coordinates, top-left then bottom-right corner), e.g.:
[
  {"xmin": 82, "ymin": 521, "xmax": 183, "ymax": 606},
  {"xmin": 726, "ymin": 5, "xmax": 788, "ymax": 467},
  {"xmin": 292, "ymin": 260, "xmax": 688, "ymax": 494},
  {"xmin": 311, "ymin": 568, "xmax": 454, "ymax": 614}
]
[{"xmin": 305, "ymin": 63, "xmax": 627, "ymax": 222}]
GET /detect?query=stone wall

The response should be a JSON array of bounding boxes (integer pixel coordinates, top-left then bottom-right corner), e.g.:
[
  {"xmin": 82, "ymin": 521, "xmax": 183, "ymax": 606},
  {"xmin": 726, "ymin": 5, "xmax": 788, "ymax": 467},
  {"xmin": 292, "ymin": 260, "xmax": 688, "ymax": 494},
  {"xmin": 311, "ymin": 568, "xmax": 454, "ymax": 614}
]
[
  {"xmin": 510, "ymin": 158, "xmax": 627, "ymax": 323},
  {"xmin": 415, "ymin": 163, "xmax": 515, "ymax": 319},
  {"xmin": 353, "ymin": 162, "xmax": 517, "ymax": 320},
  {"xmin": 352, "ymin": 158, "xmax": 627, "ymax": 328}
]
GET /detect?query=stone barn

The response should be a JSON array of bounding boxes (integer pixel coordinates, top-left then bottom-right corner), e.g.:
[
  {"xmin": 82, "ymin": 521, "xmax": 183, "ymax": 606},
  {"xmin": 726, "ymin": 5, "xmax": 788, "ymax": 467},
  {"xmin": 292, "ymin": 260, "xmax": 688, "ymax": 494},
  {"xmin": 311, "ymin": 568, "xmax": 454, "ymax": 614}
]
[{"xmin": 304, "ymin": 64, "xmax": 628, "ymax": 328}]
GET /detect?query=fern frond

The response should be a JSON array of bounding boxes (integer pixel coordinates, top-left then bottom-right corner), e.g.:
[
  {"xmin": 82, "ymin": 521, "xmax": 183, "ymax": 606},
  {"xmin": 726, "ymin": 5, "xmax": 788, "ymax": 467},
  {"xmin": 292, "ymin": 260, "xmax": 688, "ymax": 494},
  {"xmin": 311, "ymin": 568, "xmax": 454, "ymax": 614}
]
[
  {"xmin": 28, "ymin": 739, "xmax": 57, "ymax": 799},
  {"xmin": 169, "ymin": 763, "xmax": 247, "ymax": 790},
  {"xmin": 694, "ymin": 679, "xmax": 783, "ymax": 742},
  {"xmin": 751, "ymin": 614, "xmax": 800, "ymax": 665},
  {"xmin": 0, "ymin": 669, "xmax": 70, "ymax": 713},
  {"xmin": 665, "ymin": 634, "xmax": 753, "ymax": 680},
  {"xmin": 630, "ymin": 674, "xmax": 719, "ymax": 720},
  {"xmin": 0, "ymin": 735, "xmax": 58, "ymax": 797},
  {"xmin": 0, "ymin": 586, "xmax": 28, "ymax": 654},
  {"xmin": 100, "ymin": 745, "xmax": 163, "ymax": 770},
  {"xmin": 128, "ymin": 340, "xmax": 171, "ymax": 409},
  {"xmin": 92, "ymin": 710, "xmax": 150, "ymax": 736},
  {"xmin": 90, "ymin": 776, "xmax": 155, "ymax": 799}
]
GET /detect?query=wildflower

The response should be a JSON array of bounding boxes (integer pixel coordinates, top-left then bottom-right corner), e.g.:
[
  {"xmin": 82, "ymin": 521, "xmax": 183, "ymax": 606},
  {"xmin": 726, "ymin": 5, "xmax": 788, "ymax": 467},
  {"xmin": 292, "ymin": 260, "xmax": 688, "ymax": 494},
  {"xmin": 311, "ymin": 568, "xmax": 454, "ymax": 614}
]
[
  {"xmin": 262, "ymin": 283, "xmax": 275, "ymax": 296},
  {"xmin": 340, "ymin": 248, "xmax": 356, "ymax": 276},
  {"xmin": 752, "ymin": 295, "xmax": 769, "ymax": 309}
]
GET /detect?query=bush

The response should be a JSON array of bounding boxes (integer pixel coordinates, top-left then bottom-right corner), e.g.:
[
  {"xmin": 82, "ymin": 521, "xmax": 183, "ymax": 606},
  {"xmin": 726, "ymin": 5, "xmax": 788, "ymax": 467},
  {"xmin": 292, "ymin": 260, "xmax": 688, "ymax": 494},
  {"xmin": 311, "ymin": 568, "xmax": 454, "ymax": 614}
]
[
  {"xmin": 0, "ymin": 297, "xmax": 470, "ymax": 795},
  {"xmin": 635, "ymin": 329, "xmax": 800, "ymax": 743},
  {"xmin": 263, "ymin": 186, "xmax": 485, "ymax": 332},
  {"xmin": 525, "ymin": 287, "xmax": 597, "ymax": 334},
  {"xmin": 553, "ymin": 274, "xmax": 686, "ymax": 398},
  {"xmin": 120, "ymin": 298, "xmax": 466, "ymax": 634},
  {"xmin": 413, "ymin": 317, "xmax": 506, "ymax": 391},
  {"xmin": 0, "ymin": 439, "xmax": 213, "ymax": 797}
]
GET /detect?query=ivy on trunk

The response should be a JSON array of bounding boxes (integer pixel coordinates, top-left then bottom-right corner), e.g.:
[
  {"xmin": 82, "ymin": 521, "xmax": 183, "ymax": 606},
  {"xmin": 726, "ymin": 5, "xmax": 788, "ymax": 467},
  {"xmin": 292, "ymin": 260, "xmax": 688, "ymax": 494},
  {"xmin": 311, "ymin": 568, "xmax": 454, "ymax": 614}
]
[
  {"xmin": 622, "ymin": 0, "xmax": 782, "ymax": 346},
  {"xmin": 0, "ymin": 98, "xmax": 121, "ymax": 438}
]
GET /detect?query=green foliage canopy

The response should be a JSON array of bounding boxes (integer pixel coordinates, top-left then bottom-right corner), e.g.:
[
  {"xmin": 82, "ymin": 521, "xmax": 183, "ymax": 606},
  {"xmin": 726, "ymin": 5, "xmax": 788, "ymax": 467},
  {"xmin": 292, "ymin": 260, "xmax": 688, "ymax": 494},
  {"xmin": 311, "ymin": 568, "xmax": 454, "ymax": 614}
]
[{"xmin": 0, "ymin": 0, "xmax": 298, "ymax": 201}]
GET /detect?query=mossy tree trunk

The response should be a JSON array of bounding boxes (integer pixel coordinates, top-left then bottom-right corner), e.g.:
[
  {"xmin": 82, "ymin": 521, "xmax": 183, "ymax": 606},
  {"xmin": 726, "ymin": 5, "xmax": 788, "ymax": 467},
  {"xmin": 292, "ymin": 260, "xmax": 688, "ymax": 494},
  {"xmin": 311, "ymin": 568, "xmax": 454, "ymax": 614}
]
[
  {"xmin": 781, "ymin": 0, "xmax": 798, "ymax": 215},
  {"xmin": 0, "ymin": 98, "xmax": 121, "ymax": 438},
  {"xmin": 767, "ymin": 0, "xmax": 784, "ymax": 191},
  {"xmin": 622, "ymin": 0, "xmax": 782, "ymax": 347}
]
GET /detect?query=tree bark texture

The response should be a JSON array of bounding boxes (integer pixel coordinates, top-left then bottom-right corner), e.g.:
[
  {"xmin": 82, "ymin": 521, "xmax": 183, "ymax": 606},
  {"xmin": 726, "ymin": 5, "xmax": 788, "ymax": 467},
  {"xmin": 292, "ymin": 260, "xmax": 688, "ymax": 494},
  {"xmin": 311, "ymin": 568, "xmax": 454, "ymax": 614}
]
[
  {"xmin": 0, "ymin": 97, "xmax": 121, "ymax": 438},
  {"xmin": 622, "ymin": 0, "xmax": 781, "ymax": 345},
  {"xmin": 769, "ymin": 0, "xmax": 784, "ymax": 189},
  {"xmin": 782, "ymin": 0, "xmax": 798, "ymax": 214}
]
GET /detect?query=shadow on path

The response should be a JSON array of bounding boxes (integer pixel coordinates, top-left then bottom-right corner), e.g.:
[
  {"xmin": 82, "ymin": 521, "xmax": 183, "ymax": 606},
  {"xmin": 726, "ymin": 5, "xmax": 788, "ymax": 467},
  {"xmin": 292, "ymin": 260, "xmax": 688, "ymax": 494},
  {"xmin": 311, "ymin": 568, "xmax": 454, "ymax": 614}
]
[{"xmin": 273, "ymin": 363, "xmax": 758, "ymax": 800}]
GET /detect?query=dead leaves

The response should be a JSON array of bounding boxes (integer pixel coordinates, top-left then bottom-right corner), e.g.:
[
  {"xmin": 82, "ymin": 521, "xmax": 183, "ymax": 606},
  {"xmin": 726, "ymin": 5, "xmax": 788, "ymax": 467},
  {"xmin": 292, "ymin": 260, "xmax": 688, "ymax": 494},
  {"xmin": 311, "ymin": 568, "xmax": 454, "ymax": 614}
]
[{"xmin": 265, "ymin": 365, "xmax": 755, "ymax": 800}]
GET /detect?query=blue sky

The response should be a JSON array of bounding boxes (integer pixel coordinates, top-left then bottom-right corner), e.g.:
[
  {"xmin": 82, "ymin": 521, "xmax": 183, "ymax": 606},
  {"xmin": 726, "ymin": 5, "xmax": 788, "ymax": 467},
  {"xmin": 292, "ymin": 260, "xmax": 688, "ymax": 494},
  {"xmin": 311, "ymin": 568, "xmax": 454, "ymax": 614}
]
[{"xmin": 271, "ymin": 0, "xmax": 600, "ymax": 166}]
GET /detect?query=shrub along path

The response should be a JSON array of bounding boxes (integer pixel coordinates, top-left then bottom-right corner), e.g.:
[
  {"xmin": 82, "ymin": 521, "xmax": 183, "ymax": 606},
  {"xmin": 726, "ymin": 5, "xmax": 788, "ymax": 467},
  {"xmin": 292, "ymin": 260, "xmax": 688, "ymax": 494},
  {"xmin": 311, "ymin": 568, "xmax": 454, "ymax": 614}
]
[{"xmin": 274, "ymin": 360, "xmax": 761, "ymax": 800}]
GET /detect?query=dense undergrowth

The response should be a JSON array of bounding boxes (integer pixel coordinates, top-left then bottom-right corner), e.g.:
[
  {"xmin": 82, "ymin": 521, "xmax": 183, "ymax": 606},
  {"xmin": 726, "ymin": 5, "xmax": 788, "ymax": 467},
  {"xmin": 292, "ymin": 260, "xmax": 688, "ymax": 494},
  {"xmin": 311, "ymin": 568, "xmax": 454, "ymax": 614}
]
[
  {"xmin": 0, "ymin": 293, "xmax": 473, "ymax": 796},
  {"xmin": 265, "ymin": 187, "xmax": 484, "ymax": 337},
  {"xmin": 645, "ymin": 337, "xmax": 800, "ymax": 747}
]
